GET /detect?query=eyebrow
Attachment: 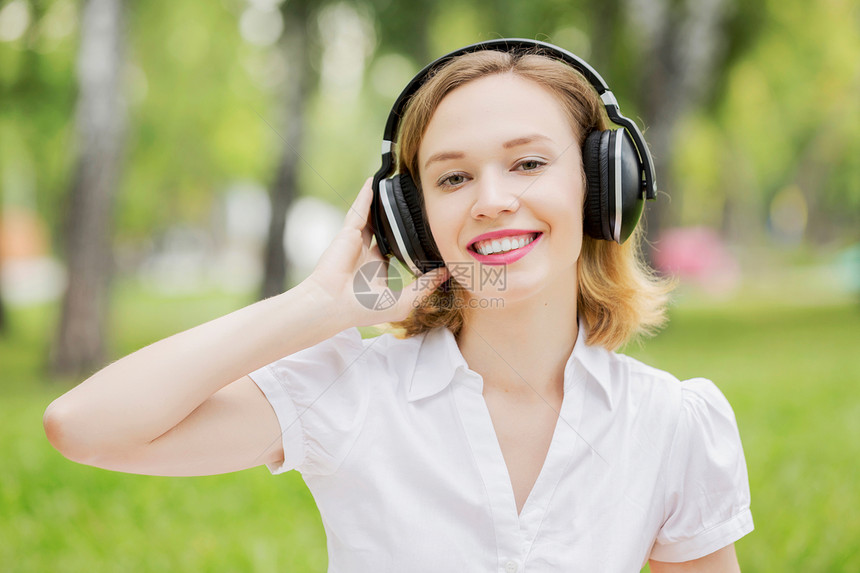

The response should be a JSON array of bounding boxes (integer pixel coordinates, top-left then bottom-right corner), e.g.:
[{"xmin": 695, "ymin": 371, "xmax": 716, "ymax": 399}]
[{"xmin": 423, "ymin": 134, "xmax": 554, "ymax": 170}]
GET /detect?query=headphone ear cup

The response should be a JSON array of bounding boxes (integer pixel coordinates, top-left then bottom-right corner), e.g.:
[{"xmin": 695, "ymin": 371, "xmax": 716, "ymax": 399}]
[
  {"xmin": 583, "ymin": 129, "xmax": 645, "ymax": 243},
  {"xmin": 583, "ymin": 130, "xmax": 612, "ymax": 241},
  {"xmin": 614, "ymin": 129, "xmax": 645, "ymax": 242},
  {"xmin": 384, "ymin": 174, "xmax": 427, "ymax": 274},
  {"xmin": 396, "ymin": 173, "xmax": 443, "ymax": 271}
]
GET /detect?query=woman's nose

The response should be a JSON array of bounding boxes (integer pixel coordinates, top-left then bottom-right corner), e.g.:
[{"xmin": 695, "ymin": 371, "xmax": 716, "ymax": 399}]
[{"xmin": 470, "ymin": 173, "xmax": 521, "ymax": 219}]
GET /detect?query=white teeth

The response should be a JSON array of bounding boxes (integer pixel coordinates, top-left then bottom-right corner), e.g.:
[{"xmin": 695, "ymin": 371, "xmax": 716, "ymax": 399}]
[{"xmin": 474, "ymin": 234, "xmax": 536, "ymax": 255}]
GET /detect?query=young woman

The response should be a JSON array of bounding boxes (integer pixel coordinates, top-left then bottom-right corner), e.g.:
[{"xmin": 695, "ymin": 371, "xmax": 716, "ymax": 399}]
[{"xmin": 44, "ymin": 40, "xmax": 753, "ymax": 571}]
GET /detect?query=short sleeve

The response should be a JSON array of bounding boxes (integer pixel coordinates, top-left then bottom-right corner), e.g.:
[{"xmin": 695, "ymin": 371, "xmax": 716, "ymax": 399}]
[
  {"xmin": 650, "ymin": 378, "xmax": 754, "ymax": 563},
  {"xmin": 248, "ymin": 327, "xmax": 369, "ymax": 477}
]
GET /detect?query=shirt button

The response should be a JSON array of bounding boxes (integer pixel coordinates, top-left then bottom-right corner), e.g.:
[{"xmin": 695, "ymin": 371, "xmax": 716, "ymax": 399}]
[{"xmin": 504, "ymin": 560, "xmax": 518, "ymax": 573}]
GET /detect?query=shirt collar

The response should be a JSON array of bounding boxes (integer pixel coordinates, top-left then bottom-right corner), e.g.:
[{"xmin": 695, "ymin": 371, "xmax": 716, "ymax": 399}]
[
  {"xmin": 407, "ymin": 326, "xmax": 468, "ymax": 401},
  {"xmin": 569, "ymin": 320, "xmax": 613, "ymax": 387},
  {"xmin": 406, "ymin": 320, "xmax": 614, "ymax": 402}
]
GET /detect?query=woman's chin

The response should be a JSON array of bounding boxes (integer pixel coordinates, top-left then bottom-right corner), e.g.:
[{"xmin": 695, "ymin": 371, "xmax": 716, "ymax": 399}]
[
  {"xmin": 464, "ymin": 279, "xmax": 547, "ymax": 310},
  {"xmin": 462, "ymin": 261, "xmax": 578, "ymax": 309}
]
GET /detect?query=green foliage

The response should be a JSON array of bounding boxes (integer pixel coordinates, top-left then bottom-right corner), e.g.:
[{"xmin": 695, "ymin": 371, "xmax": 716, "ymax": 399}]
[
  {"xmin": 702, "ymin": 0, "xmax": 860, "ymax": 238},
  {"xmin": 0, "ymin": 0, "xmax": 76, "ymax": 235},
  {"xmin": 117, "ymin": 0, "xmax": 274, "ymax": 239}
]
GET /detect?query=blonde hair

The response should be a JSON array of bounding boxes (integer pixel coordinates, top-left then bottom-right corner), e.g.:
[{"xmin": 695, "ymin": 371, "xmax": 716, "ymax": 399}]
[{"xmin": 391, "ymin": 49, "xmax": 673, "ymax": 350}]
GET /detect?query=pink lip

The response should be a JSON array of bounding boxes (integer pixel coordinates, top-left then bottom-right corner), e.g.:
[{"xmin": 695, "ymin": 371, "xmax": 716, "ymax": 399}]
[{"xmin": 467, "ymin": 231, "xmax": 543, "ymax": 266}]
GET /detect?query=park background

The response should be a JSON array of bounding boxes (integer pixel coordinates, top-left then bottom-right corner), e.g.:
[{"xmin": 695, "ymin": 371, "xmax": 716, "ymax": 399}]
[{"xmin": 1, "ymin": 0, "xmax": 859, "ymax": 570}]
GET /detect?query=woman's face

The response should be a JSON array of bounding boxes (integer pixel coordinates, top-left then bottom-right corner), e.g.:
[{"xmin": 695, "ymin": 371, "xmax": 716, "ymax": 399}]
[{"xmin": 418, "ymin": 72, "xmax": 585, "ymax": 303}]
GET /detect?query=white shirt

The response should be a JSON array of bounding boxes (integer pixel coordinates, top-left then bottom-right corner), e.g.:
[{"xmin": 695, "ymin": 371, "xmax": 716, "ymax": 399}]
[{"xmin": 250, "ymin": 322, "xmax": 753, "ymax": 572}]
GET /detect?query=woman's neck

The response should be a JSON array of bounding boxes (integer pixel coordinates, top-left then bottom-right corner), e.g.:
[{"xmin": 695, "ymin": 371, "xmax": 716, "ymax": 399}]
[{"xmin": 456, "ymin": 278, "xmax": 579, "ymax": 400}]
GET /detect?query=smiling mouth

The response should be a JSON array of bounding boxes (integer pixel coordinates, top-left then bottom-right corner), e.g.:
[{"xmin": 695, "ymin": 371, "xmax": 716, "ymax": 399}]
[{"xmin": 469, "ymin": 232, "xmax": 541, "ymax": 256}]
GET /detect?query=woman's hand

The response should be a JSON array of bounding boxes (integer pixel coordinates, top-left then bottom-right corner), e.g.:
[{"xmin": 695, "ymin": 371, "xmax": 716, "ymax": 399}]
[{"xmin": 305, "ymin": 177, "xmax": 449, "ymax": 327}]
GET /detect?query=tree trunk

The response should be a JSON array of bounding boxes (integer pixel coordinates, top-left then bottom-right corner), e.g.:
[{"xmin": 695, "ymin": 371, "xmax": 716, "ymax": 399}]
[
  {"xmin": 259, "ymin": 1, "xmax": 314, "ymax": 299},
  {"xmin": 588, "ymin": 0, "xmax": 623, "ymax": 72},
  {"xmin": 50, "ymin": 0, "xmax": 127, "ymax": 377},
  {"xmin": 625, "ymin": 0, "xmax": 731, "ymax": 259}
]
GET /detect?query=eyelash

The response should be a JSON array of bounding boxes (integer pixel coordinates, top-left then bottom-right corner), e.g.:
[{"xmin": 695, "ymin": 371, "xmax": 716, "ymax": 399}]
[{"xmin": 435, "ymin": 159, "xmax": 548, "ymax": 189}]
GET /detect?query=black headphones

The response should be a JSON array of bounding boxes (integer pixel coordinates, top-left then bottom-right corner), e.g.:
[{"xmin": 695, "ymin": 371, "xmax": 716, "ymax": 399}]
[{"xmin": 370, "ymin": 38, "xmax": 657, "ymax": 276}]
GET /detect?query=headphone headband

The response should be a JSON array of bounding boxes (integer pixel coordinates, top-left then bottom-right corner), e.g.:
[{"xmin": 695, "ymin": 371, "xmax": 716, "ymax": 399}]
[{"xmin": 374, "ymin": 38, "xmax": 657, "ymax": 201}]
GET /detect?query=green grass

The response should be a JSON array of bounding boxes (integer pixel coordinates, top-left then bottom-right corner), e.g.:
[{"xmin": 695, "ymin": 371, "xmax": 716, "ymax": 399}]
[
  {"xmin": 2, "ymin": 286, "xmax": 859, "ymax": 571},
  {"xmin": 1, "ymin": 287, "xmax": 328, "ymax": 572}
]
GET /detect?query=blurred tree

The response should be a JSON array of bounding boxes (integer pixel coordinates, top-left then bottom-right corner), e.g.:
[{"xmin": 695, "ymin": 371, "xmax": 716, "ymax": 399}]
[
  {"xmin": 260, "ymin": 0, "xmax": 319, "ymax": 299},
  {"xmin": 713, "ymin": 0, "xmax": 860, "ymax": 245},
  {"xmin": 50, "ymin": 0, "xmax": 127, "ymax": 377},
  {"xmin": 623, "ymin": 0, "xmax": 735, "ymax": 253},
  {"xmin": 0, "ymin": 1, "xmax": 77, "ymax": 244},
  {"xmin": 115, "ymin": 0, "xmax": 271, "ymax": 242},
  {"xmin": 368, "ymin": 0, "xmax": 436, "ymax": 64}
]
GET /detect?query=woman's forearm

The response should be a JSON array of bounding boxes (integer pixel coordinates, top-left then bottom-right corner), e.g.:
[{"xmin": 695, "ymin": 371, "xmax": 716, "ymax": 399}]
[{"xmin": 43, "ymin": 278, "xmax": 346, "ymax": 459}]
